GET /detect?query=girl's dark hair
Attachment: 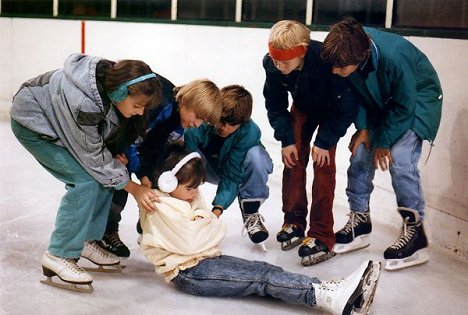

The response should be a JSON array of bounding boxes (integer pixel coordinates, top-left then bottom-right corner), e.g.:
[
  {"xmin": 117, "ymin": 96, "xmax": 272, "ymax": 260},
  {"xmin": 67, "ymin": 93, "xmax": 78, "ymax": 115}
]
[
  {"xmin": 153, "ymin": 142, "xmax": 206, "ymax": 189},
  {"xmin": 321, "ymin": 19, "xmax": 371, "ymax": 67},
  {"xmin": 103, "ymin": 59, "xmax": 162, "ymax": 153}
]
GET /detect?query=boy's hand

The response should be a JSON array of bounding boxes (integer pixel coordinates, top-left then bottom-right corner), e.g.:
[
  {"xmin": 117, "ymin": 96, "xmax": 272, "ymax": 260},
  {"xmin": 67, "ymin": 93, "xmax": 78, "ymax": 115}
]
[
  {"xmin": 116, "ymin": 153, "xmax": 128, "ymax": 166},
  {"xmin": 212, "ymin": 206, "xmax": 223, "ymax": 218},
  {"xmin": 311, "ymin": 146, "xmax": 330, "ymax": 167},
  {"xmin": 374, "ymin": 148, "xmax": 393, "ymax": 171},
  {"xmin": 281, "ymin": 144, "xmax": 298, "ymax": 168},
  {"xmin": 349, "ymin": 130, "xmax": 370, "ymax": 156}
]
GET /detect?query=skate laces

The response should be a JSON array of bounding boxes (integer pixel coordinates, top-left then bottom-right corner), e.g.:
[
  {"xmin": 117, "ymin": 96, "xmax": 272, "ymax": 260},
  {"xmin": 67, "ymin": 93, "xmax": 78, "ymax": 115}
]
[
  {"xmin": 242, "ymin": 213, "xmax": 266, "ymax": 237},
  {"xmin": 342, "ymin": 212, "xmax": 368, "ymax": 238},
  {"xmin": 60, "ymin": 257, "xmax": 87, "ymax": 275},
  {"xmin": 302, "ymin": 237, "xmax": 315, "ymax": 247},
  {"xmin": 104, "ymin": 232, "xmax": 124, "ymax": 248},
  {"xmin": 281, "ymin": 224, "xmax": 295, "ymax": 234},
  {"xmin": 86, "ymin": 241, "xmax": 115, "ymax": 258},
  {"xmin": 389, "ymin": 218, "xmax": 416, "ymax": 249}
]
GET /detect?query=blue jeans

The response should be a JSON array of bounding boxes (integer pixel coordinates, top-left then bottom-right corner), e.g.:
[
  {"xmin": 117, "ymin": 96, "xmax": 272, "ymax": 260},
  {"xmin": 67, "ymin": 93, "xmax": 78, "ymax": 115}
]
[
  {"xmin": 347, "ymin": 129, "xmax": 425, "ymax": 219},
  {"xmin": 204, "ymin": 146, "xmax": 273, "ymax": 201},
  {"xmin": 173, "ymin": 255, "xmax": 318, "ymax": 306},
  {"xmin": 11, "ymin": 119, "xmax": 114, "ymax": 258}
]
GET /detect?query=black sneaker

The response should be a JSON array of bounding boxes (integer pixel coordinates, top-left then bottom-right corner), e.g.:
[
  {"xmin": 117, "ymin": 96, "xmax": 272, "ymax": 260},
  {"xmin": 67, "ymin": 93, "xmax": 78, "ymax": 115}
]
[{"xmin": 98, "ymin": 231, "xmax": 130, "ymax": 258}]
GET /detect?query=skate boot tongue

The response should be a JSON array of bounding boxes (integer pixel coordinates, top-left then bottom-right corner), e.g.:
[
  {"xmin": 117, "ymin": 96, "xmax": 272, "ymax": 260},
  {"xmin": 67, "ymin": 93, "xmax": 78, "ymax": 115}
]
[{"xmin": 397, "ymin": 207, "xmax": 420, "ymax": 224}]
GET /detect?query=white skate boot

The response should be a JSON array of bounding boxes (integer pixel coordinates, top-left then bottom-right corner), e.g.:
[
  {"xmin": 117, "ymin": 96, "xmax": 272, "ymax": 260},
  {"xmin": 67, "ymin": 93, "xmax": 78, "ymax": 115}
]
[
  {"xmin": 81, "ymin": 241, "xmax": 122, "ymax": 272},
  {"xmin": 312, "ymin": 260, "xmax": 381, "ymax": 315},
  {"xmin": 40, "ymin": 251, "xmax": 94, "ymax": 293}
]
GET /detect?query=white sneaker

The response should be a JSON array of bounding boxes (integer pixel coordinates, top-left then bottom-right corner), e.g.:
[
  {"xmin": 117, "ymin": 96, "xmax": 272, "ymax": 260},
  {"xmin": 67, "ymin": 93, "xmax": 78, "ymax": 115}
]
[
  {"xmin": 81, "ymin": 241, "xmax": 120, "ymax": 266},
  {"xmin": 312, "ymin": 260, "xmax": 381, "ymax": 315},
  {"xmin": 41, "ymin": 251, "xmax": 93, "ymax": 284}
]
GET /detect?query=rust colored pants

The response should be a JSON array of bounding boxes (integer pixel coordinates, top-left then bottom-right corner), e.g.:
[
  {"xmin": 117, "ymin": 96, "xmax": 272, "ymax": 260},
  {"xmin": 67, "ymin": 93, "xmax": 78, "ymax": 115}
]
[{"xmin": 282, "ymin": 106, "xmax": 336, "ymax": 250}]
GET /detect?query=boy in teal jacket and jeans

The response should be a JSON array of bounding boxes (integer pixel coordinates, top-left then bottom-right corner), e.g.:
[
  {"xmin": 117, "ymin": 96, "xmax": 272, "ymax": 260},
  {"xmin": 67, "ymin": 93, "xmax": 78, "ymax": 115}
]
[
  {"xmin": 184, "ymin": 85, "xmax": 273, "ymax": 248},
  {"xmin": 321, "ymin": 20, "xmax": 443, "ymax": 270}
]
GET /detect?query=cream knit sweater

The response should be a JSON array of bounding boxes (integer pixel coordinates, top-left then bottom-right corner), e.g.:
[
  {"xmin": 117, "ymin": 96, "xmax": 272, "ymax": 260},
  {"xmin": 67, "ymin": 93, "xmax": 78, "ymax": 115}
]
[{"xmin": 139, "ymin": 189, "xmax": 226, "ymax": 282}]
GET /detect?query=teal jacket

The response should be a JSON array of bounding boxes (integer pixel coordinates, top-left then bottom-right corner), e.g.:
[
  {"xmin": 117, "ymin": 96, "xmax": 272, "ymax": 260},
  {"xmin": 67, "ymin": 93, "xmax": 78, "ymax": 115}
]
[
  {"xmin": 184, "ymin": 120, "xmax": 262, "ymax": 209},
  {"xmin": 352, "ymin": 28, "xmax": 443, "ymax": 148}
]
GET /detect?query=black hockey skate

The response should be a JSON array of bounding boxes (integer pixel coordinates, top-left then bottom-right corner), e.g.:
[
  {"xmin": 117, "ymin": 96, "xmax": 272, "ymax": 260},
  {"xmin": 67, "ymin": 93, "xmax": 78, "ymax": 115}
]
[
  {"xmin": 276, "ymin": 224, "xmax": 305, "ymax": 251},
  {"xmin": 384, "ymin": 207, "xmax": 429, "ymax": 270},
  {"xmin": 240, "ymin": 199, "xmax": 269, "ymax": 251},
  {"xmin": 334, "ymin": 212, "xmax": 372, "ymax": 254},
  {"xmin": 298, "ymin": 237, "xmax": 336, "ymax": 266},
  {"xmin": 98, "ymin": 231, "xmax": 130, "ymax": 258}
]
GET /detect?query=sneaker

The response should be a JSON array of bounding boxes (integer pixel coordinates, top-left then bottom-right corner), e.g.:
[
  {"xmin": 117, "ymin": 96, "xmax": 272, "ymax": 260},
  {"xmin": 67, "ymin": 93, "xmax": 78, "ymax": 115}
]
[
  {"xmin": 41, "ymin": 251, "xmax": 93, "ymax": 284},
  {"xmin": 98, "ymin": 231, "xmax": 130, "ymax": 258},
  {"xmin": 334, "ymin": 212, "xmax": 372, "ymax": 253},
  {"xmin": 81, "ymin": 241, "xmax": 120, "ymax": 266},
  {"xmin": 313, "ymin": 260, "xmax": 381, "ymax": 315},
  {"xmin": 384, "ymin": 207, "xmax": 429, "ymax": 270}
]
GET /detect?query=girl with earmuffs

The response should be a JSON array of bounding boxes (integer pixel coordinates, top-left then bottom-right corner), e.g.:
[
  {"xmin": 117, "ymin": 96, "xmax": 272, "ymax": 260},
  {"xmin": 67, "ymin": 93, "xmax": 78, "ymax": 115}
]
[{"xmin": 10, "ymin": 53, "xmax": 162, "ymax": 293}]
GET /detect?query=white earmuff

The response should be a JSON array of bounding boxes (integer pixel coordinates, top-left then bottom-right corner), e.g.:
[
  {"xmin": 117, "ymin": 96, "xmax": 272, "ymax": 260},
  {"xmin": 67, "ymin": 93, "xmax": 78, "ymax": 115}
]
[{"xmin": 158, "ymin": 152, "xmax": 201, "ymax": 193}]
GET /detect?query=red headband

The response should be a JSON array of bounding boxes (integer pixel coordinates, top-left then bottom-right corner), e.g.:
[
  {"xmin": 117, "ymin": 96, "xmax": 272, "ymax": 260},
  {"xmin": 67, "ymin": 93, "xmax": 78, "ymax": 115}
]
[{"xmin": 268, "ymin": 43, "xmax": 307, "ymax": 61}]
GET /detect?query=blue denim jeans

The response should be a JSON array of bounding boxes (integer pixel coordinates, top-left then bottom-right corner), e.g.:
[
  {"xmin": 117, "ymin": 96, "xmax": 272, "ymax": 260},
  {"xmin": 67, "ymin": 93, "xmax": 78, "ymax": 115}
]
[
  {"xmin": 347, "ymin": 129, "xmax": 425, "ymax": 219},
  {"xmin": 11, "ymin": 119, "xmax": 114, "ymax": 258},
  {"xmin": 204, "ymin": 146, "xmax": 273, "ymax": 201},
  {"xmin": 173, "ymin": 255, "xmax": 318, "ymax": 306}
]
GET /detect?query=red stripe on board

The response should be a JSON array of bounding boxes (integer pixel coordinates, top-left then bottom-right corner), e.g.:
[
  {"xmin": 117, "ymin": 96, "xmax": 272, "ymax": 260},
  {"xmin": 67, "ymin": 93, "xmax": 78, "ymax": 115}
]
[{"xmin": 81, "ymin": 20, "xmax": 86, "ymax": 54}]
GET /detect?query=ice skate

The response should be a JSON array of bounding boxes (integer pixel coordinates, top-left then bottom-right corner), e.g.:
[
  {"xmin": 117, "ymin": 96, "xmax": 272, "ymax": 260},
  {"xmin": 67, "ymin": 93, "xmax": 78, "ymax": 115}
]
[
  {"xmin": 98, "ymin": 231, "xmax": 130, "ymax": 258},
  {"xmin": 384, "ymin": 207, "xmax": 429, "ymax": 271},
  {"xmin": 276, "ymin": 224, "xmax": 305, "ymax": 250},
  {"xmin": 240, "ymin": 199, "xmax": 269, "ymax": 251},
  {"xmin": 334, "ymin": 212, "xmax": 372, "ymax": 254},
  {"xmin": 81, "ymin": 241, "xmax": 123, "ymax": 273},
  {"xmin": 298, "ymin": 237, "xmax": 335, "ymax": 266},
  {"xmin": 40, "ymin": 251, "xmax": 94, "ymax": 294},
  {"xmin": 312, "ymin": 260, "xmax": 381, "ymax": 315}
]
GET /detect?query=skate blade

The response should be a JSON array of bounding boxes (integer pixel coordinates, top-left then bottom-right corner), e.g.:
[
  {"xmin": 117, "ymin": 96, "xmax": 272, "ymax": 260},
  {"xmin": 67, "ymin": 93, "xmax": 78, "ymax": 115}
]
[
  {"xmin": 301, "ymin": 251, "xmax": 336, "ymax": 267},
  {"xmin": 334, "ymin": 235, "xmax": 371, "ymax": 254},
  {"xmin": 257, "ymin": 242, "xmax": 267, "ymax": 253},
  {"xmin": 83, "ymin": 264, "xmax": 124, "ymax": 273},
  {"xmin": 280, "ymin": 237, "xmax": 304, "ymax": 251},
  {"xmin": 352, "ymin": 262, "xmax": 382, "ymax": 315},
  {"xmin": 385, "ymin": 249, "xmax": 429, "ymax": 271},
  {"xmin": 40, "ymin": 277, "xmax": 94, "ymax": 294}
]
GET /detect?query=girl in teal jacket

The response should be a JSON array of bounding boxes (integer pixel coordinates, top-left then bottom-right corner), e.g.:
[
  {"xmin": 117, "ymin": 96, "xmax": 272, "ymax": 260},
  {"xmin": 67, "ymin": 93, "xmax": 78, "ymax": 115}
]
[{"xmin": 321, "ymin": 20, "xmax": 443, "ymax": 271}]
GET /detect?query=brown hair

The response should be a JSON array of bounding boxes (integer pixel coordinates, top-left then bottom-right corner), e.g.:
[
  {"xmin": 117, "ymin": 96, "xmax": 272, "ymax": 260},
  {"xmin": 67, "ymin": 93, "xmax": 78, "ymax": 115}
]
[
  {"xmin": 103, "ymin": 59, "xmax": 162, "ymax": 154},
  {"xmin": 220, "ymin": 85, "xmax": 252, "ymax": 125},
  {"xmin": 104, "ymin": 59, "xmax": 161, "ymax": 108},
  {"xmin": 154, "ymin": 142, "xmax": 206, "ymax": 189},
  {"xmin": 321, "ymin": 20, "xmax": 371, "ymax": 68},
  {"xmin": 174, "ymin": 79, "xmax": 222, "ymax": 125}
]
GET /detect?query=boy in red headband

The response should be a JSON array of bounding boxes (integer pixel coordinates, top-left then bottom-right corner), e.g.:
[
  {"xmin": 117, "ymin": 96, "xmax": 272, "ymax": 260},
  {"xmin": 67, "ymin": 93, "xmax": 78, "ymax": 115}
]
[{"xmin": 263, "ymin": 20, "xmax": 360, "ymax": 266}]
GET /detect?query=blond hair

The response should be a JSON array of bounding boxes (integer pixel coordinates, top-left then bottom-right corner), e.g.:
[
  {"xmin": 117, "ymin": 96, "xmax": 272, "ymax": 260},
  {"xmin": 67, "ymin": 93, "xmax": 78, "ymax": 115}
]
[
  {"xmin": 269, "ymin": 20, "xmax": 310, "ymax": 50},
  {"xmin": 175, "ymin": 79, "xmax": 222, "ymax": 125}
]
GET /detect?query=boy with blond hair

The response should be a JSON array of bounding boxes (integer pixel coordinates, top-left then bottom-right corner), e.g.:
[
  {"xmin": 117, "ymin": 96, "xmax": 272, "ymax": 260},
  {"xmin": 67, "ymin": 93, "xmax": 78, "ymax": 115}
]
[
  {"xmin": 263, "ymin": 20, "xmax": 360, "ymax": 265},
  {"xmin": 184, "ymin": 85, "xmax": 273, "ymax": 248}
]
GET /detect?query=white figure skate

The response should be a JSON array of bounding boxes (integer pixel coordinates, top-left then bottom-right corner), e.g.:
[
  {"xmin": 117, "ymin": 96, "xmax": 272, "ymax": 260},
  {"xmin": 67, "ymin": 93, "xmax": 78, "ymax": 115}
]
[
  {"xmin": 312, "ymin": 260, "xmax": 381, "ymax": 315},
  {"xmin": 81, "ymin": 241, "xmax": 123, "ymax": 273},
  {"xmin": 40, "ymin": 251, "xmax": 94, "ymax": 293}
]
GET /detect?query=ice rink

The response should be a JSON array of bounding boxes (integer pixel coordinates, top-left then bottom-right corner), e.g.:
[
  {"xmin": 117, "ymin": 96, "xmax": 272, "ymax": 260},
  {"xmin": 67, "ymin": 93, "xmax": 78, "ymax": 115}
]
[{"xmin": 1, "ymin": 120, "xmax": 467, "ymax": 315}]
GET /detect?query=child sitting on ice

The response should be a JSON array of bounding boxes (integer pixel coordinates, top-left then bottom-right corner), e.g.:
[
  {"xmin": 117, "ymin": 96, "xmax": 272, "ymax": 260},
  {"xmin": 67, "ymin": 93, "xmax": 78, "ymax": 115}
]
[{"xmin": 139, "ymin": 143, "xmax": 381, "ymax": 315}]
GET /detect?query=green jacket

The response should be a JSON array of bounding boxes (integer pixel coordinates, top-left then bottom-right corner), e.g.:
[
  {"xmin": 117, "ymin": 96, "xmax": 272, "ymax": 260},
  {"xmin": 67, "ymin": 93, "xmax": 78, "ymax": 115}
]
[
  {"xmin": 352, "ymin": 28, "xmax": 443, "ymax": 148},
  {"xmin": 184, "ymin": 120, "xmax": 262, "ymax": 209}
]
